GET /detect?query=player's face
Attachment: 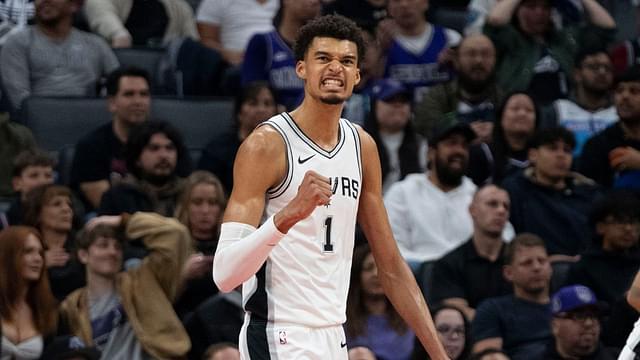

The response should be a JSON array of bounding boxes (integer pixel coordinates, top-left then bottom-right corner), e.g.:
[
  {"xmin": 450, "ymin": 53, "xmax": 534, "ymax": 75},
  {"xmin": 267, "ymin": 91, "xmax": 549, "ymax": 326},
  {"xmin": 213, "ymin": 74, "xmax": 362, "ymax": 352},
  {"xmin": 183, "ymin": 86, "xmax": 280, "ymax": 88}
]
[
  {"xmin": 360, "ymin": 253, "xmax": 383, "ymax": 296},
  {"xmin": 469, "ymin": 186, "xmax": 510, "ymax": 238},
  {"xmin": 296, "ymin": 37, "xmax": 360, "ymax": 106}
]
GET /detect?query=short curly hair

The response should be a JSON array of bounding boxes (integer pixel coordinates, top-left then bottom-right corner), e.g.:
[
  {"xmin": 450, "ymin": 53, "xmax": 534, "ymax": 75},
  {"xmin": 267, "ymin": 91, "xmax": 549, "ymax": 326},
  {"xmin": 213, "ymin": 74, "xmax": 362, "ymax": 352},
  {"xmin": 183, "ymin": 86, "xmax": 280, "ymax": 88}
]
[{"xmin": 293, "ymin": 14, "xmax": 365, "ymax": 66}]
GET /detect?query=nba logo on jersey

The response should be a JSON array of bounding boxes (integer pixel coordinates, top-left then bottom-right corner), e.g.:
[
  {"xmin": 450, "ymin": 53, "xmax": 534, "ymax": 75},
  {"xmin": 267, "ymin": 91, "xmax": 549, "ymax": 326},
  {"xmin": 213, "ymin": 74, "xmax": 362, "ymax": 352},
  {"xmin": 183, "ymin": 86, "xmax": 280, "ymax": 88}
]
[{"xmin": 279, "ymin": 330, "xmax": 287, "ymax": 345}]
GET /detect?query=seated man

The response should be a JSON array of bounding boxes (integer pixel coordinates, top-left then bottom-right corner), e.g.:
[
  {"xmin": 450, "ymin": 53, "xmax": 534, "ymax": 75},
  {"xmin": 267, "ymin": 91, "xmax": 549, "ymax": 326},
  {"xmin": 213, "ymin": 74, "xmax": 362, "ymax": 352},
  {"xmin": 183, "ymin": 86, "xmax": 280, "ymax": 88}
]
[
  {"xmin": 541, "ymin": 285, "xmax": 619, "ymax": 360},
  {"xmin": 414, "ymin": 33, "xmax": 500, "ymax": 143},
  {"xmin": 472, "ymin": 233, "xmax": 553, "ymax": 360},
  {"xmin": 503, "ymin": 127, "xmax": 602, "ymax": 256},
  {"xmin": 429, "ymin": 184, "xmax": 512, "ymax": 320},
  {"xmin": 59, "ymin": 212, "xmax": 191, "ymax": 359},
  {"xmin": 543, "ymin": 48, "xmax": 617, "ymax": 157},
  {"xmin": 84, "ymin": 0, "xmax": 198, "ymax": 47},
  {"xmin": 98, "ymin": 121, "xmax": 192, "ymax": 217},
  {"xmin": 384, "ymin": 122, "xmax": 478, "ymax": 268},
  {"xmin": 70, "ymin": 67, "xmax": 151, "ymax": 211},
  {"xmin": 578, "ymin": 65, "xmax": 640, "ymax": 190},
  {"xmin": 0, "ymin": 0, "xmax": 119, "ymax": 110},
  {"xmin": 566, "ymin": 190, "xmax": 640, "ymax": 305}
]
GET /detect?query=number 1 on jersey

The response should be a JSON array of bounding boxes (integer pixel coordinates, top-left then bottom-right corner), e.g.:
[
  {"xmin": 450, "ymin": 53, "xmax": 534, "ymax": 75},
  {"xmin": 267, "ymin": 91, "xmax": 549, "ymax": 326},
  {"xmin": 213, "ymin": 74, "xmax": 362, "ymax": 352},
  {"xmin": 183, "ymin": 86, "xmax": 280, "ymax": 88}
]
[{"xmin": 323, "ymin": 216, "xmax": 334, "ymax": 252}]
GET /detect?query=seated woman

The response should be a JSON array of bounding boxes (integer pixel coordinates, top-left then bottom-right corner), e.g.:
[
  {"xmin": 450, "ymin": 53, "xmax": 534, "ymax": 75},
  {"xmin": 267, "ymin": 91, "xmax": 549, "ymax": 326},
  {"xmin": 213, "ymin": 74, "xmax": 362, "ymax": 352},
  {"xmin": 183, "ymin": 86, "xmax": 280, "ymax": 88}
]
[
  {"xmin": 0, "ymin": 226, "xmax": 58, "ymax": 359},
  {"xmin": 174, "ymin": 171, "xmax": 227, "ymax": 318},
  {"xmin": 412, "ymin": 304, "xmax": 471, "ymax": 360},
  {"xmin": 364, "ymin": 78, "xmax": 426, "ymax": 193},
  {"xmin": 345, "ymin": 244, "xmax": 414, "ymax": 360},
  {"xmin": 467, "ymin": 91, "xmax": 539, "ymax": 185},
  {"xmin": 22, "ymin": 184, "xmax": 85, "ymax": 301},
  {"xmin": 198, "ymin": 81, "xmax": 278, "ymax": 194}
]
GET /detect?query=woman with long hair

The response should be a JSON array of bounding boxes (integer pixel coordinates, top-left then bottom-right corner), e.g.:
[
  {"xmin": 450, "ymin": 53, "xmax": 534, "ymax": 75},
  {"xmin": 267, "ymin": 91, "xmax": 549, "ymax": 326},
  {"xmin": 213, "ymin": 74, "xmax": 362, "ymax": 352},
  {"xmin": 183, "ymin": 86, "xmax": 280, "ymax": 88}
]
[
  {"xmin": 22, "ymin": 184, "xmax": 85, "ymax": 301},
  {"xmin": 364, "ymin": 78, "xmax": 426, "ymax": 193},
  {"xmin": 345, "ymin": 244, "xmax": 414, "ymax": 360},
  {"xmin": 468, "ymin": 91, "xmax": 539, "ymax": 185},
  {"xmin": 0, "ymin": 226, "xmax": 57, "ymax": 359},
  {"xmin": 174, "ymin": 170, "xmax": 227, "ymax": 318},
  {"xmin": 198, "ymin": 81, "xmax": 278, "ymax": 194}
]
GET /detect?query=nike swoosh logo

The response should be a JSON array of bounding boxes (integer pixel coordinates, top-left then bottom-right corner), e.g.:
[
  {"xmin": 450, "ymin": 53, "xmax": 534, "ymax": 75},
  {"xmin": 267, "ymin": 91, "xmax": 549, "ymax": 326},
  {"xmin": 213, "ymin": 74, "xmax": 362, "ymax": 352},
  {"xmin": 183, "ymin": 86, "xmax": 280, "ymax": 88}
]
[
  {"xmin": 298, "ymin": 154, "xmax": 315, "ymax": 164},
  {"xmin": 340, "ymin": 341, "xmax": 347, "ymax": 348}
]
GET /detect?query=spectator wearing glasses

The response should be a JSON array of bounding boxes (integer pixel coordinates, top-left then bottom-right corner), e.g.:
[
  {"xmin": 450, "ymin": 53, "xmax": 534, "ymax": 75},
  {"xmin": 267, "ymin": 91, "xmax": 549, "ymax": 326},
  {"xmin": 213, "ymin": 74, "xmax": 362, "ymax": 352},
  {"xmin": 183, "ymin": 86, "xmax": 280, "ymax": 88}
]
[
  {"xmin": 412, "ymin": 304, "xmax": 471, "ymax": 360},
  {"xmin": 543, "ymin": 48, "xmax": 617, "ymax": 157},
  {"xmin": 541, "ymin": 285, "xmax": 618, "ymax": 359}
]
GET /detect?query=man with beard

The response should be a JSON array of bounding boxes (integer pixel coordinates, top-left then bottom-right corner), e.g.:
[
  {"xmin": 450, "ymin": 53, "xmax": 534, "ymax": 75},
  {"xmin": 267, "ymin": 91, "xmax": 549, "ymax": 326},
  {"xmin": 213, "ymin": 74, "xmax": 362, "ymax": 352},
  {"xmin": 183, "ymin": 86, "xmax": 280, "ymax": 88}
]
[
  {"xmin": 384, "ymin": 122, "xmax": 478, "ymax": 270},
  {"xmin": 578, "ymin": 65, "xmax": 640, "ymax": 190},
  {"xmin": 503, "ymin": 127, "xmax": 601, "ymax": 256},
  {"xmin": 0, "ymin": 0, "xmax": 118, "ymax": 111},
  {"xmin": 415, "ymin": 34, "xmax": 500, "ymax": 143},
  {"xmin": 429, "ymin": 184, "xmax": 513, "ymax": 320},
  {"xmin": 98, "ymin": 121, "xmax": 192, "ymax": 217},
  {"xmin": 540, "ymin": 285, "xmax": 618, "ymax": 359},
  {"xmin": 472, "ymin": 233, "xmax": 553, "ymax": 360},
  {"xmin": 544, "ymin": 48, "xmax": 617, "ymax": 157}
]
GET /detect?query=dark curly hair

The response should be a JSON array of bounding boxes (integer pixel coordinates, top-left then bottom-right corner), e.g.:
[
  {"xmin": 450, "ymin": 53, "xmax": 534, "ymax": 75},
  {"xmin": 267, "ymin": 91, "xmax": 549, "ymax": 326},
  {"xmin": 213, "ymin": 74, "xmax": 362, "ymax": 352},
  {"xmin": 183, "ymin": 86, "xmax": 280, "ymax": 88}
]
[{"xmin": 293, "ymin": 14, "xmax": 365, "ymax": 66}]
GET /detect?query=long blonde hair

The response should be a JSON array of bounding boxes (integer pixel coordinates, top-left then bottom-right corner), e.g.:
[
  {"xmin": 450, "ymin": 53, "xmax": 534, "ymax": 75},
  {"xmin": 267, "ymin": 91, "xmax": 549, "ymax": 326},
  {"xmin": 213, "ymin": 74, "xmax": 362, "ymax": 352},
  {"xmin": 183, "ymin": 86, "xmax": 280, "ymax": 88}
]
[{"xmin": 175, "ymin": 171, "xmax": 227, "ymax": 242}]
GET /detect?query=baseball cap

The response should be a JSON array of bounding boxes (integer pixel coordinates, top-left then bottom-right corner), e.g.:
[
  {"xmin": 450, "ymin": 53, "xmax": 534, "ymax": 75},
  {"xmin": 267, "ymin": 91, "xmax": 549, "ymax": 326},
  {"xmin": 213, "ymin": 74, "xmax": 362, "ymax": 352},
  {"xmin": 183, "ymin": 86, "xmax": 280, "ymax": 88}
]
[
  {"xmin": 40, "ymin": 336, "xmax": 101, "ymax": 360},
  {"xmin": 551, "ymin": 285, "xmax": 599, "ymax": 315},
  {"xmin": 369, "ymin": 78, "xmax": 411, "ymax": 102},
  {"xmin": 428, "ymin": 121, "xmax": 476, "ymax": 146}
]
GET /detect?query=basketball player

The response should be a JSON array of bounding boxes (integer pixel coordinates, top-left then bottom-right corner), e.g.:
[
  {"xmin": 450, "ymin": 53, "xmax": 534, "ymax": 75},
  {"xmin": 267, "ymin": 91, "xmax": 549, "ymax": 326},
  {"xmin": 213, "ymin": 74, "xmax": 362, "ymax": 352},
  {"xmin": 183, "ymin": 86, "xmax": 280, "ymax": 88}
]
[{"xmin": 212, "ymin": 15, "xmax": 449, "ymax": 360}]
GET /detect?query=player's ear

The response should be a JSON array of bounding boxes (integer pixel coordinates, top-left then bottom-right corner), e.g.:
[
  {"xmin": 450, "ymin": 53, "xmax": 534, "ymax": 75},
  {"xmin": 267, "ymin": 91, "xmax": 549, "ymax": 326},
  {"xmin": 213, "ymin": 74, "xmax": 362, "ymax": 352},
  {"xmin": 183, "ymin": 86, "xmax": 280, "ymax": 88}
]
[
  {"xmin": 354, "ymin": 68, "xmax": 361, "ymax": 86},
  {"xmin": 296, "ymin": 60, "xmax": 307, "ymax": 80}
]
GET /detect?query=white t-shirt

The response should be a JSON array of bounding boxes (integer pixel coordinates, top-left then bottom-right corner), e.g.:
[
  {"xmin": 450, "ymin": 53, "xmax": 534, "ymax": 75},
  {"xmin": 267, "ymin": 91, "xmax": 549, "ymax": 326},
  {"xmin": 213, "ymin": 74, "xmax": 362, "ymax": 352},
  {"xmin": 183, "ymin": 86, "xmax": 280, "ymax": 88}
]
[{"xmin": 196, "ymin": 0, "xmax": 277, "ymax": 51}]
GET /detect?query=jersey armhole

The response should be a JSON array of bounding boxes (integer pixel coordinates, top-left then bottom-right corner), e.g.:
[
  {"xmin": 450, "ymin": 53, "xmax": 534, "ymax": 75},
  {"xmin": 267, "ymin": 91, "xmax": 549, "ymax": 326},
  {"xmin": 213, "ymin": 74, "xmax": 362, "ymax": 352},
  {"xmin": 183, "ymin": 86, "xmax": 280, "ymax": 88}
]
[{"xmin": 259, "ymin": 118, "xmax": 293, "ymax": 199}]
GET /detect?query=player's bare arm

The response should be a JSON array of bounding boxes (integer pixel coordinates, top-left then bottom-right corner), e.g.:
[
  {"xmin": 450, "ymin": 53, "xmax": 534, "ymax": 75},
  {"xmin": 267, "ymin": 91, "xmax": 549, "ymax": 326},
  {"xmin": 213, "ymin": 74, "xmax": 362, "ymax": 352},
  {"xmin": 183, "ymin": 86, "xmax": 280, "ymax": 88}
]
[
  {"xmin": 213, "ymin": 124, "xmax": 333, "ymax": 292},
  {"xmin": 355, "ymin": 127, "xmax": 450, "ymax": 360}
]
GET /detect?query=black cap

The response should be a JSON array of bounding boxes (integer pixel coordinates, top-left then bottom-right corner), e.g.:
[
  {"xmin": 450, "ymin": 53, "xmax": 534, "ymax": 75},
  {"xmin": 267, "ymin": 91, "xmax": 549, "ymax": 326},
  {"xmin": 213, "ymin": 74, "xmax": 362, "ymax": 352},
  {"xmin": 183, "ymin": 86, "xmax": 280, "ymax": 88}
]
[
  {"xmin": 429, "ymin": 121, "xmax": 476, "ymax": 146},
  {"xmin": 40, "ymin": 336, "xmax": 101, "ymax": 360}
]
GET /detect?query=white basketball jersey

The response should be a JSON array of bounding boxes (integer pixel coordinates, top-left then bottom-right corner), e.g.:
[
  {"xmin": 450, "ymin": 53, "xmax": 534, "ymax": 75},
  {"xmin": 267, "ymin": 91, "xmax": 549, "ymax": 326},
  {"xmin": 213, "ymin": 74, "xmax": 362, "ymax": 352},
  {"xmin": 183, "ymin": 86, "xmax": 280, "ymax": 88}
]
[{"xmin": 242, "ymin": 112, "xmax": 362, "ymax": 327}]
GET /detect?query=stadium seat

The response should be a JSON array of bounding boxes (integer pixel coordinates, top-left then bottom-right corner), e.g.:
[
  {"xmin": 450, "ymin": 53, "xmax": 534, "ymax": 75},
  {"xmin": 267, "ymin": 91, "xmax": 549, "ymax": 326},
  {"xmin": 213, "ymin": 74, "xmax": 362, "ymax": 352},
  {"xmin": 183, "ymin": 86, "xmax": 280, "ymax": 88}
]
[
  {"xmin": 19, "ymin": 97, "xmax": 111, "ymax": 152},
  {"xmin": 113, "ymin": 47, "xmax": 166, "ymax": 90}
]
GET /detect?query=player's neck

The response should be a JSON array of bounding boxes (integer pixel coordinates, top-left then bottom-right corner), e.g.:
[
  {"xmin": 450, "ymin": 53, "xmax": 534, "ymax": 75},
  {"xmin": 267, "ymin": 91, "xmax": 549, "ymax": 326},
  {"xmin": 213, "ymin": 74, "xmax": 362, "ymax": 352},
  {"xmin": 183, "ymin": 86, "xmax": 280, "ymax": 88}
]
[{"xmin": 289, "ymin": 100, "xmax": 343, "ymax": 150}]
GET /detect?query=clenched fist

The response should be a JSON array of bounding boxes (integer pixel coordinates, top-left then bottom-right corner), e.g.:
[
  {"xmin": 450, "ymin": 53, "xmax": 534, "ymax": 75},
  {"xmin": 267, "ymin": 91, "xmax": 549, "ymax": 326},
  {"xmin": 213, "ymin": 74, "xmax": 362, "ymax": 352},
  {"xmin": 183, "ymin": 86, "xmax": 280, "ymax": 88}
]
[{"xmin": 274, "ymin": 171, "xmax": 332, "ymax": 233}]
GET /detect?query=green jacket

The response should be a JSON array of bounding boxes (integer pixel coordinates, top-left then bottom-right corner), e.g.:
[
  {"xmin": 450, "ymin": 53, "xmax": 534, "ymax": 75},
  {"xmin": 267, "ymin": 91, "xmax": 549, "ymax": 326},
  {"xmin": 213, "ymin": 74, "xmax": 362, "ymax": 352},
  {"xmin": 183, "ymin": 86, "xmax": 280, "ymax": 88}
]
[
  {"xmin": 0, "ymin": 112, "xmax": 35, "ymax": 196},
  {"xmin": 60, "ymin": 212, "xmax": 192, "ymax": 359},
  {"xmin": 414, "ymin": 79, "xmax": 502, "ymax": 138},
  {"xmin": 484, "ymin": 23, "xmax": 615, "ymax": 95}
]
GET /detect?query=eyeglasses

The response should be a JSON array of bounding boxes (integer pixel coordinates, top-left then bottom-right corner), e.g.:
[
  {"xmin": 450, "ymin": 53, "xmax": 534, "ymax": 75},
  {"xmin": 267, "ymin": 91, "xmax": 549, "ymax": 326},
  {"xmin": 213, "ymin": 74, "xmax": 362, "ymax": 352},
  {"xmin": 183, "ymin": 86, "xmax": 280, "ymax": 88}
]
[
  {"xmin": 436, "ymin": 325, "xmax": 465, "ymax": 337},
  {"xmin": 555, "ymin": 311, "xmax": 599, "ymax": 322},
  {"xmin": 581, "ymin": 63, "xmax": 613, "ymax": 73}
]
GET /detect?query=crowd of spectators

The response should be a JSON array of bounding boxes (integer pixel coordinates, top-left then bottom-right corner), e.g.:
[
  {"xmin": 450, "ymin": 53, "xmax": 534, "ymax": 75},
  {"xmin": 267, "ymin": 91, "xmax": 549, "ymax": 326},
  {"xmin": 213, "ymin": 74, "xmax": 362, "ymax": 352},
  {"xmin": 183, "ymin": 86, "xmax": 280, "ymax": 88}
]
[{"xmin": 1, "ymin": 0, "xmax": 640, "ymax": 359}]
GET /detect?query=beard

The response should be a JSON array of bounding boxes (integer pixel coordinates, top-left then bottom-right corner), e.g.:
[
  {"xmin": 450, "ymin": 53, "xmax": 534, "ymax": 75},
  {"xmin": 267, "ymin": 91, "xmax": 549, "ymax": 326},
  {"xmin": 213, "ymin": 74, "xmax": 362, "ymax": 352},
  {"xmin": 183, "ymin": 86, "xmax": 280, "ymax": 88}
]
[
  {"xmin": 434, "ymin": 155, "xmax": 467, "ymax": 187},
  {"xmin": 320, "ymin": 94, "xmax": 346, "ymax": 105},
  {"xmin": 458, "ymin": 68, "xmax": 495, "ymax": 95}
]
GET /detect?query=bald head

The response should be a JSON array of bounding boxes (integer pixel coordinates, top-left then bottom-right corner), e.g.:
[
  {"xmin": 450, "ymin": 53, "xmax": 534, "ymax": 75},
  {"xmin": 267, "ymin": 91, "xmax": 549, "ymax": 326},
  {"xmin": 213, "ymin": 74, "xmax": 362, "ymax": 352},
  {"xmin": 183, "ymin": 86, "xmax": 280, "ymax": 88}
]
[
  {"xmin": 470, "ymin": 185, "xmax": 510, "ymax": 237},
  {"xmin": 456, "ymin": 34, "xmax": 496, "ymax": 86}
]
